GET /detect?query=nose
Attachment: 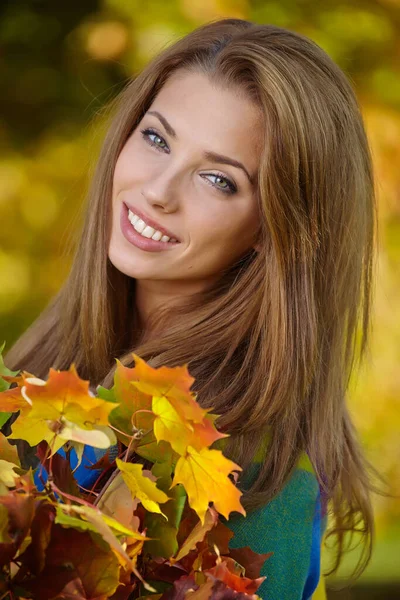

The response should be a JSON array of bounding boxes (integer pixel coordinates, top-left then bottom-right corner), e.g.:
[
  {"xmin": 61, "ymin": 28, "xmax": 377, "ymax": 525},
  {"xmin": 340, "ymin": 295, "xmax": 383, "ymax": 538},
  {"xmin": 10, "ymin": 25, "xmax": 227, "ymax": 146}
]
[{"xmin": 140, "ymin": 167, "xmax": 181, "ymax": 213}]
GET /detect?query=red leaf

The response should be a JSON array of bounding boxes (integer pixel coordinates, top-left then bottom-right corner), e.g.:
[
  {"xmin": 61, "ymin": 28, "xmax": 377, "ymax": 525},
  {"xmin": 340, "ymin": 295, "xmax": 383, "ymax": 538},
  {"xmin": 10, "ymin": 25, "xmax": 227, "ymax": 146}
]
[
  {"xmin": 19, "ymin": 501, "xmax": 56, "ymax": 574},
  {"xmin": 0, "ymin": 491, "xmax": 35, "ymax": 566},
  {"xmin": 36, "ymin": 441, "xmax": 81, "ymax": 498},
  {"xmin": 25, "ymin": 524, "xmax": 120, "ymax": 600},
  {"xmin": 205, "ymin": 557, "xmax": 265, "ymax": 595},
  {"xmin": 228, "ymin": 547, "xmax": 272, "ymax": 580},
  {"xmin": 160, "ymin": 575, "xmax": 198, "ymax": 600}
]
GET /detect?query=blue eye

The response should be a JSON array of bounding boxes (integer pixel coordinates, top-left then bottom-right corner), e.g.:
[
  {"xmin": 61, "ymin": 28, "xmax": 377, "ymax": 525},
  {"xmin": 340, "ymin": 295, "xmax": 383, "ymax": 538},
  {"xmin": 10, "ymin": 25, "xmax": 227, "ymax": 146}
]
[{"xmin": 140, "ymin": 127, "xmax": 237, "ymax": 196}]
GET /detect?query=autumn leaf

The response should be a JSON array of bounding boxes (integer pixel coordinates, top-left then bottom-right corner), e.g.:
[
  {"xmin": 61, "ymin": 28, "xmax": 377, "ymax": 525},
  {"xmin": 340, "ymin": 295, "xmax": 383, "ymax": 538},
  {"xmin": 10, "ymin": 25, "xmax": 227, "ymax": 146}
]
[
  {"xmin": 0, "ymin": 433, "xmax": 20, "ymax": 467},
  {"xmin": 25, "ymin": 524, "xmax": 121, "ymax": 600},
  {"xmin": 116, "ymin": 458, "xmax": 170, "ymax": 517},
  {"xmin": 0, "ymin": 342, "xmax": 19, "ymax": 393},
  {"xmin": 171, "ymin": 447, "xmax": 245, "ymax": 524},
  {"xmin": 97, "ymin": 471, "xmax": 141, "ymax": 532},
  {"xmin": 0, "ymin": 372, "xmax": 32, "ymax": 413},
  {"xmin": 144, "ymin": 461, "xmax": 186, "ymax": 558},
  {"xmin": 106, "ymin": 360, "xmax": 154, "ymax": 443},
  {"xmin": 56, "ymin": 503, "xmax": 150, "ymax": 586},
  {"xmin": 172, "ymin": 508, "xmax": 218, "ymax": 563},
  {"xmin": 18, "ymin": 501, "xmax": 55, "ymax": 575},
  {"xmin": 228, "ymin": 547, "xmax": 272, "ymax": 580},
  {"xmin": 152, "ymin": 395, "xmax": 195, "ymax": 455},
  {"xmin": 135, "ymin": 435, "xmax": 179, "ymax": 466},
  {"xmin": 131, "ymin": 355, "xmax": 206, "ymax": 424},
  {"xmin": 205, "ymin": 557, "xmax": 266, "ymax": 595},
  {"xmin": 0, "ymin": 491, "xmax": 35, "ymax": 566},
  {"xmin": 188, "ymin": 414, "xmax": 228, "ymax": 453},
  {"xmin": 0, "ymin": 460, "xmax": 19, "ymax": 489},
  {"xmin": 8, "ymin": 366, "xmax": 117, "ymax": 454}
]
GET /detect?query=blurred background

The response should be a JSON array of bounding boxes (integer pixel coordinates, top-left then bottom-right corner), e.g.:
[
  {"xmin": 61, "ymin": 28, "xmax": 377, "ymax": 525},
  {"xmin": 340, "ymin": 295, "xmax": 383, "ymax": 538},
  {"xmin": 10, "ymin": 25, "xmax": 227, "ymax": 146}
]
[{"xmin": 0, "ymin": 0, "xmax": 399, "ymax": 597}]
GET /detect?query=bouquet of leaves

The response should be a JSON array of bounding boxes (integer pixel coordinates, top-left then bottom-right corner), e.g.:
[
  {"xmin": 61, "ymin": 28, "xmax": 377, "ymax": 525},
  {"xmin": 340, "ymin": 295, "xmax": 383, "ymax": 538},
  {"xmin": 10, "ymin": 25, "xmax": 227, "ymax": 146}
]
[{"xmin": 0, "ymin": 343, "xmax": 271, "ymax": 600}]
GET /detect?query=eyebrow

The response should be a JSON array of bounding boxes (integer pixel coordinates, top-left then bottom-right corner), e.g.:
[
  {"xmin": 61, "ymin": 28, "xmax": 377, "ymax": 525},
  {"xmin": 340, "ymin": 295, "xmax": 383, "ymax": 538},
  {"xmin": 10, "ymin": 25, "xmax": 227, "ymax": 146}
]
[{"xmin": 146, "ymin": 110, "xmax": 257, "ymax": 186}]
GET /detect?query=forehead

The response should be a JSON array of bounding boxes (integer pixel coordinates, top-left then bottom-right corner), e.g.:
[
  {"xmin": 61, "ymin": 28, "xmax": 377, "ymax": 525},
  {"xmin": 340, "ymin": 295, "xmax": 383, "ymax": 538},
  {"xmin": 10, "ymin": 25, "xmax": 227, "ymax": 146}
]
[{"xmin": 148, "ymin": 70, "xmax": 263, "ymax": 171}]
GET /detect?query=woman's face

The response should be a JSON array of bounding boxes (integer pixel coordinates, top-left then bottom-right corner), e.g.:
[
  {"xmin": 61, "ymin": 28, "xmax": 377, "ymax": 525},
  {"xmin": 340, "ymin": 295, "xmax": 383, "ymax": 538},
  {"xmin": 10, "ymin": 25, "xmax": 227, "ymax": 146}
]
[{"xmin": 108, "ymin": 70, "xmax": 263, "ymax": 295}]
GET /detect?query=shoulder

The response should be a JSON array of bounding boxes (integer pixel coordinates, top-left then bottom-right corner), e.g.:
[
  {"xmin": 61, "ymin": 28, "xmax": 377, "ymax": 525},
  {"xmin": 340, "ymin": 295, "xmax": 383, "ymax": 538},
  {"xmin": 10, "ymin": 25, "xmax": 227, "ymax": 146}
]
[{"xmin": 226, "ymin": 452, "xmax": 327, "ymax": 600}]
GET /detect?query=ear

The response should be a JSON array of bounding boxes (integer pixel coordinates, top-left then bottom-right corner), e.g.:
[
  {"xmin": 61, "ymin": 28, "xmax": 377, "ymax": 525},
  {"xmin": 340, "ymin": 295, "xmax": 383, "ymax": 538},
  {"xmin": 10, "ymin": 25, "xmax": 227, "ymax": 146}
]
[{"xmin": 253, "ymin": 242, "xmax": 262, "ymax": 253}]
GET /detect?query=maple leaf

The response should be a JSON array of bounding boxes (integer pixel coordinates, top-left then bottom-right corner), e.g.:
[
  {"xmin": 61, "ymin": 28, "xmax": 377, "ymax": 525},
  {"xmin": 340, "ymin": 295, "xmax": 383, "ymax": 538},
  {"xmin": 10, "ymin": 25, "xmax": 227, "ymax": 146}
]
[
  {"xmin": 143, "ymin": 461, "xmax": 186, "ymax": 558},
  {"xmin": 152, "ymin": 395, "xmax": 195, "ymax": 455},
  {"xmin": 188, "ymin": 414, "xmax": 228, "ymax": 452},
  {"xmin": 116, "ymin": 458, "xmax": 170, "ymax": 517},
  {"xmin": 25, "ymin": 524, "xmax": 121, "ymax": 600},
  {"xmin": 8, "ymin": 366, "xmax": 117, "ymax": 455},
  {"xmin": 56, "ymin": 503, "xmax": 149, "ymax": 576},
  {"xmin": 0, "ymin": 433, "xmax": 20, "ymax": 467},
  {"xmin": 171, "ymin": 447, "xmax": 245, "ymax": 524},
  {"xmin": 172, "ymin": 508, "xmax": 218, "ymax": 563},
  {"xmin": 0, "ymin": 491, "xmax": 35, "ymax": 566},
  {"xmin": 106, "ymin": 360, "xmax": 154, "ymax": 442},
  {"xmin": 0, "ymin": 460, "xmax": 19, "ymax": 490},
  {"xmin": 131, "ymin": 354, "xmax": 206, "ymax": 424},
  {"xmin": 18, "ymin": 501, "xmax": 55, "ymax": 575},
  {"xmin": 228, "ymin": 547, "xmax": 272, "ymax": 580},
  {"xmin": 205, "ymin": 557, "xmax": 266, "ymax": 595}
]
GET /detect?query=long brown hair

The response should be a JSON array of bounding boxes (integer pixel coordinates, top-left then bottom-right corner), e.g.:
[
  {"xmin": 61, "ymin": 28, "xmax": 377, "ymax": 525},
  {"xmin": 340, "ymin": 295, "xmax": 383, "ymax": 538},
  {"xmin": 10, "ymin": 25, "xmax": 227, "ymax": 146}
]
[{"xmin": 6, "ymin": 18, "xmax": 379, "ymax": 577}]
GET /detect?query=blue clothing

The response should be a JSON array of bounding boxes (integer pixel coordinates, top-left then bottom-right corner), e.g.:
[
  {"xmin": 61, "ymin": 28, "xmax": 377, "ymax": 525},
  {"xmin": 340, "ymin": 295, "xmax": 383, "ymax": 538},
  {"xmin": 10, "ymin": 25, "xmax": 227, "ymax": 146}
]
[{"xmin": 226, "ymin": 457, "xmax": 327, "ymax": 599}]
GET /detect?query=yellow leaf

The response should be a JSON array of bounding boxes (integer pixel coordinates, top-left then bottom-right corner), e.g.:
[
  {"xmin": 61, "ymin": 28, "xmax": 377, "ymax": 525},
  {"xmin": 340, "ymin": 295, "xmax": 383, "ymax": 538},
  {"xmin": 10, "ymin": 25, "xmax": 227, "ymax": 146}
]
[
  {"xmin": 8, "ymin": 366, "xmax": 117, "ymax": 453},
  {"xmin": 0, "ymin": 432, "xmax": 20, "ymax": 467},
  {"xmin": 131, "ymin": 354, "xmax": 206, "ymax": 424},
  {"xmin": 152, "ymin": 395, "xmax": 194, "ymax": 455},
  {"xmin": 171, "ymin": 446, "xmax": 245, "ymax": 524},
  {"xmin": 0, "ymin": 459, "xmax": 19, "ymax": 487},
  {"xmin": 116, "ymin": 458, "xmax": 170, "ymax": 517}
]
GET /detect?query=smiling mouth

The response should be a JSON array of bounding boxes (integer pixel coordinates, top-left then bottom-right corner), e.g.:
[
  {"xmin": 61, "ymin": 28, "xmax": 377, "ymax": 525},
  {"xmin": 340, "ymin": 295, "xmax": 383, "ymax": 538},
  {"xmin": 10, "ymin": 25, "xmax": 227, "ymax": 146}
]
[{"xmin": 127, "ymin": 209, "xmax": 178, "ymax": 243}]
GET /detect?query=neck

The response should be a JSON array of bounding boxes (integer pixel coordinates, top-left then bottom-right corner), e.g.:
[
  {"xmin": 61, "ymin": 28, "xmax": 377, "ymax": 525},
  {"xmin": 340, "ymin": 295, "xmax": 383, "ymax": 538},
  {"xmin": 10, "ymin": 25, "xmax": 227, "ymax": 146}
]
[{"xmin": 135, "ymin": 279, "xmax": 208, "ymax": 338}]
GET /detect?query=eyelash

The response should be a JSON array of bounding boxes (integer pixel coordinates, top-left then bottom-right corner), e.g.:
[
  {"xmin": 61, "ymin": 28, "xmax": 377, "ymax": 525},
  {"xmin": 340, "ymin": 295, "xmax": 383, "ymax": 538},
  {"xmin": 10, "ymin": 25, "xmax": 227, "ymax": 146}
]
[{"xmin": 139, "ymin": 127, "xmax": 238, "ymax": 196}]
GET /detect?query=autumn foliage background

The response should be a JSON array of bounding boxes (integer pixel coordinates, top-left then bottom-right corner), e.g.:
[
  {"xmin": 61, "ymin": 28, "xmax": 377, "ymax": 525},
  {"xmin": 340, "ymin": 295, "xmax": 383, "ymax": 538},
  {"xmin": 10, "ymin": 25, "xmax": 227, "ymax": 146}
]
[{"xmin": 0, "ymin": 0, "xmax": 399, "ymax": 596}]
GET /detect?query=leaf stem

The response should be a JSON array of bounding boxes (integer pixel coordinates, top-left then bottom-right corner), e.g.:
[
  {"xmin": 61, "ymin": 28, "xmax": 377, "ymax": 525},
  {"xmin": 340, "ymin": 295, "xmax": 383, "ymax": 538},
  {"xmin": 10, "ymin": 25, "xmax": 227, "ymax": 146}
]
[{"xmin": 50, "ymin": 481, "xmax": 95, "ymax": 508}]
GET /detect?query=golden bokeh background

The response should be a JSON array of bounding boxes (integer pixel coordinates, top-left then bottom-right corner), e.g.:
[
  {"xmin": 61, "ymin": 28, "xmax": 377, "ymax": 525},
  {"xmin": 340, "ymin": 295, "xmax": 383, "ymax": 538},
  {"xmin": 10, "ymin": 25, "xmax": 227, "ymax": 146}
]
[{"xmin": 0, "ymin": 1, "xmax": 399, "ymax": 596}]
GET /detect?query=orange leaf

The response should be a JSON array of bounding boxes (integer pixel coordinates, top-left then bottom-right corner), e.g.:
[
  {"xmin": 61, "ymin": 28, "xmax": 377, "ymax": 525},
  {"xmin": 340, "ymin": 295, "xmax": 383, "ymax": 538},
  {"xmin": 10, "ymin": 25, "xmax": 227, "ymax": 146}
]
[
  {"xmin": 131, "ymin": 354, "xmax": 206, "ymax": 424},
  {"xmin": 171, "ymin": 447, "xmax": 245, "ymax": 524},
  {"xmin": 205, "ymin": 557, "xmax": 266, "ymax": 595},
  {"xmin": 8, "ymin": 366, "xmax": 116, "ymax": 454},
  {"xmin": 108, "ymin": 360, "xmax": 154, "ymax": 440}
]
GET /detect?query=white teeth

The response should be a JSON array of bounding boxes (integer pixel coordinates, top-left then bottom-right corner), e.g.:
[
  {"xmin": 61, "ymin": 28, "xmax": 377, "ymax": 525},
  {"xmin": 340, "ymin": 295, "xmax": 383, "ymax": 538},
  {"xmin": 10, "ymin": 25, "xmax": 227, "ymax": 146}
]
[
  {"xmin": 142, "ymin": 225, "xmax": 155, "ymax": 238},
  {"xmin": 134, "ymin": 219, "xmax": 146, "ymax": 234},
  {"xmin": 127, "ymin": 208, "xmax": 176, "ymax": 243}
]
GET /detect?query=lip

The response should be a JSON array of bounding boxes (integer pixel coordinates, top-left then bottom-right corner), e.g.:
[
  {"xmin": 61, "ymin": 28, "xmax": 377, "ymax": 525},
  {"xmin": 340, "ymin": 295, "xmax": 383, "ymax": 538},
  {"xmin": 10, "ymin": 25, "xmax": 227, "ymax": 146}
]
[
  {"xmin": 120, "ymin": 203, "xmax": 180, "ymax": 253},
  {"xmin": 124, "ymin": 201, "xmax": 179, "ymax": 241}
]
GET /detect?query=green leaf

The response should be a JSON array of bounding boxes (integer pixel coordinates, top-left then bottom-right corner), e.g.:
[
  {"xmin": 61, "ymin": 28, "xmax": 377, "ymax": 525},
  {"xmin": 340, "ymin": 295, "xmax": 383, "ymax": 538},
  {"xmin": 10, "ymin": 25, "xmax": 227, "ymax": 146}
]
[
  {"xmin": 143, "ymin": 461, "xmax": 187, "ymax": 557},
  {"xmin": 0, "ymin": 412, "xmax": 12, "ymax": 428},
  {"xmin": 55, "ymin": 505, "xmax": 100, "ymax": 535},
  {"xmin": 0, "ymin": 341, "xmax": 19, "ymax": 393},
  {"xmin": 96, "ymin": 385, "xmax": 118, "ymax": 403}
]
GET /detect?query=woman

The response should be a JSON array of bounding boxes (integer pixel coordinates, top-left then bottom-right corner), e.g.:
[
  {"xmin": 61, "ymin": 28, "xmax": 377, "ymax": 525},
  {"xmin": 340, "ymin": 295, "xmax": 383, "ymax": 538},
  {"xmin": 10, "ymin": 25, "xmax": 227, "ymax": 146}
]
[{"xmin": 5, "ymin": 18, "xmax": 377, "ymax": 599}]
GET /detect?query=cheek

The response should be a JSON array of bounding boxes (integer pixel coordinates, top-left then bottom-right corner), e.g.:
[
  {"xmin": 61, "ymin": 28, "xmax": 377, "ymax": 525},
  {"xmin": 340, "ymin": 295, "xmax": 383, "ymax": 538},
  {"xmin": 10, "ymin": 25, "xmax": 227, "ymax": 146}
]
[
  {"xmin": 113, "ymin": 139, "xmax": 147, "ymax": 192},
  {"xmin": 191, "ymin": 204, "xmax": 259, "ymax": 253}
]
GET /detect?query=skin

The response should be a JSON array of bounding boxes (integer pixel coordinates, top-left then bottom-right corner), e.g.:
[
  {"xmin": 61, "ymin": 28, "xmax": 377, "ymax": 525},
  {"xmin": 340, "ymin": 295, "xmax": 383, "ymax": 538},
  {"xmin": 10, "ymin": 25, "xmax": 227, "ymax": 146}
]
[{"xmin": 108, "ymin": 69, "xmax": 263, "ymax": 325}]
